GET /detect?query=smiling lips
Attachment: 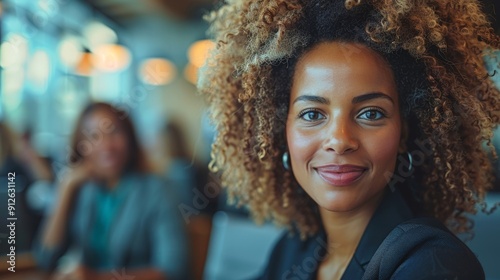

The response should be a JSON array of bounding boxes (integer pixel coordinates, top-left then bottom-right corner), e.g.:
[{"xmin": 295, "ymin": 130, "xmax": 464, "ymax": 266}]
[{"xmin": 316, "ymin": 165, "xmax": 367, "ymax": 186}]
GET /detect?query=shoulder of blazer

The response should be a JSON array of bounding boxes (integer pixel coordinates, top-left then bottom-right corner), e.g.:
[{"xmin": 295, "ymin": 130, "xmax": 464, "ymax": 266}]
[{"xmin": 362, "ymin": 217, "xmax": 485, "ymax": 280}]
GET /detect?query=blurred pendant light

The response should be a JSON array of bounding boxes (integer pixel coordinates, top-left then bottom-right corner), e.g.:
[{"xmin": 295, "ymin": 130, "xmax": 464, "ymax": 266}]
[
  {"xmin": 83, "ymin": 21, "xmax": 118, "ymax": 51},
  {"xmin": 92, "ymin": 44, "xmax": 131, "ymax": 72},
  {"xmin": 27, "ymin": 50, "xmax": 51, "ymax": 89},
  {"xmin": 188, "ymin": 40, "xmax": 215, "ymax": 68},
  {"xmin": 75, "ymin": 49, "xmax": 93, "ymax": 76},
  {"xmin": 58, "ymin": 35, "xmax": 83, "ymax": 69},
  {"xmin": 185, "ymin": 40, "xmax": 215, "ymax": 84},
  {"xmin": 0, "ymin": 33, "xmax": 29, "ymax": 69},
  {"xmin": 1, "ymin": 68, "xmax": 24, "ymax": 110},
  {"xmin": 183, "ymin": 63, "xmax": 198, "ymax": 85},
  {"xmin": 139, "ymin": 58, "xmax": 177, "ymax": 85}
]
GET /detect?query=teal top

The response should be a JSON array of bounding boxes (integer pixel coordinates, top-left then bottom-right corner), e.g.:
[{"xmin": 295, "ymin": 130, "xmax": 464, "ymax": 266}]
[{"xmin": 87, "ymin": 175, "xmax": 134, "ymax": 269}]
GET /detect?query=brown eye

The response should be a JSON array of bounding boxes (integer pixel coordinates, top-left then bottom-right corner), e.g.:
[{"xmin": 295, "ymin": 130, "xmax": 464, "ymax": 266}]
[
  {"xmin": 358, "ymin": 109, "xmax": 385, "ymax": 120},
  {"xmin": 299, "ymin": 109, "xmax": 326, "ymax": 122}
]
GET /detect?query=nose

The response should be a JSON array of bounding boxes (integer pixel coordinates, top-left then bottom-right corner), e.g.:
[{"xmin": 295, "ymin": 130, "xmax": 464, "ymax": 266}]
[
  {"xmin": 322, "ymin": 116, "xmax": 359, "ymax": 154},
  {"xmin": 95, "ymin": 132, "xmax": 115, "ymax": 151}
]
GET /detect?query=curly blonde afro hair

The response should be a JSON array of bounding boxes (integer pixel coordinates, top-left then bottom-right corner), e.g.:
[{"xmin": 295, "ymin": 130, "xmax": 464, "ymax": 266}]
[{"xmin": 199, "ymin": 0, "xmax": 500, "ymax": 238}]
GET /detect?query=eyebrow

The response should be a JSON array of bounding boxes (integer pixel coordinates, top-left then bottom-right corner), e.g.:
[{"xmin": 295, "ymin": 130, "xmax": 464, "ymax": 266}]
[
  {"xmin": 292, "ymin": 92, "xmax": 394, "ymax": 105},
  {"xmin": 293, "ymin": 95, "xmax": 330, "ymax": 105},
  {"xmin": 352, "ymin": 92, "xmax": 394, "ymax": 104}
]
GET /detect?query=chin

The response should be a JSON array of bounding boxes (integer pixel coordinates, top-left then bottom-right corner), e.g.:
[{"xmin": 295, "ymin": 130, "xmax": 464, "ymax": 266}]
[
  {"xmin": 319, "ymin": 201, "xmax": 360, "ymax": 213},
  {"xmin": 96, "ymin": 165, "xmax": 123, "ymax": 178},
  {"xmin": 315, "ymin": 192, "xmax": 365, "ymax": 213}
]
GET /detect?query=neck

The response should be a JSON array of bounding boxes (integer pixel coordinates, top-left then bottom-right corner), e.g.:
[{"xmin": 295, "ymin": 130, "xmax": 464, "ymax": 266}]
[
  {"xmin": 319, "ymin": 191, "xmax": 385, "ymax": 259},
  {"xmin": 103, "ymin": 173, "xmax": 123, "ymax": 190}
]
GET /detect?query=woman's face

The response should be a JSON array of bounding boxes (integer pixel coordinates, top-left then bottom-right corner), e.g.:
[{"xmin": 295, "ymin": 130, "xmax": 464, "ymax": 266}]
[
  {"xmin": 286, "ymin": 41, "xmax": 402, "ymax": 213},
  {"xmin": 81, "ymin": 108, "xmax": 130, "ymax": 180}
]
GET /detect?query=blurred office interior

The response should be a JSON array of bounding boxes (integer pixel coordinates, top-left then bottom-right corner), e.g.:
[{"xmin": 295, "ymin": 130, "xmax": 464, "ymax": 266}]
[{"xmin": 0, "ymin": 0, "xmax": 500, "ymax": 279}]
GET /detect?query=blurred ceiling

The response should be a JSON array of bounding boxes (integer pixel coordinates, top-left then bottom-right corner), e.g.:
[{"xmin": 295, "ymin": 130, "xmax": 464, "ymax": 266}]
[{"xmin": 84, "ymin": 0, "xmax": 216, "ymax": 24}]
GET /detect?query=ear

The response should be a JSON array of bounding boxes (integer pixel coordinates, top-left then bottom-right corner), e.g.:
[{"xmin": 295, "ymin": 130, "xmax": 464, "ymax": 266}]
[{"xmin": 399, "ymin": 120, "xmax": 408, "ymax": 153}]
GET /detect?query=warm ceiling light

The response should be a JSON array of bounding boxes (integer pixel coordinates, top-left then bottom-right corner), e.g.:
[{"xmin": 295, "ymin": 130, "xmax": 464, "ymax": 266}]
[
  {"xmin": 139, "ymin": 58, "xmax": 177, "ymax": 85},
  {"xmin": 83, "ymin": 21, "xmax": 118, "ymax": 51},
  {"xmin": 0, "ymin": 34, "xmax": 29, "ymax": 69},
  {"xmin": 2, "ymin": 68, "xmax": 24, "ymax": 94},
  {"xmin": 75, "ymin": 52, "xmax": 94, "ymax": 76},
  {"xmin": 92, "ymin": 44, "xmax": 131, "ymax": 72},
  {"xmin": 27, "ymin": 50, "xmax": 50, "ymax": 88},
  {"xmin": 1, "ymin": 68, "xmax": 24, "ymax": 110},
  {"xmin": 59, "ymin": 35, "xmax": 83, "ymax": 68},
  {"xmin": 188, "ymin": 40, "xmax": 215, "ymax": 68},
  {"xmin": 184, "ymin": 63, "xmax": 198, "ymax": 85}
]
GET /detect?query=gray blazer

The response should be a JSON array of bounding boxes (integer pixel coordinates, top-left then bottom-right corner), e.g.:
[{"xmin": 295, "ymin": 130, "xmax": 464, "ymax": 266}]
[{"xmin": 35, "ymin": 173, "xmax": 189, "ymax": 280}]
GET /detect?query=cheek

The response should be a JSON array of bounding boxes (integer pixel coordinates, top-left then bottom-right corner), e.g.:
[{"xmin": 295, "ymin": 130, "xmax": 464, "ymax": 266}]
[
  {"xmin": 286, "ymin": 125, "xmax": 320, "ymax": 170},
  {"xmin": 365, "ymin": 125, "xmax": 401, "ymax": 171},
  {"xmin": 113, "ymin": 134, "xmax": 130, "ymax": 155},
  {"xmin": 83, "ymin": 141, "xmax": 100, "ymax": 160}
]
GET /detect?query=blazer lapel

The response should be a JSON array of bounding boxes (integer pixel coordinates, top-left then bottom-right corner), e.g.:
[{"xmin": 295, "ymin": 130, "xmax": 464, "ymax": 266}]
[{"xmin": 342, "ymin": 189, "xmax": 414, "ymax": 279}]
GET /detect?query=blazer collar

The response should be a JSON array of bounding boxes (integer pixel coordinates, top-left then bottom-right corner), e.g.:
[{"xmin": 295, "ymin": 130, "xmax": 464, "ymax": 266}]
[{"xmin": 341, "ymin": 188, "xmax": 415, "ymax": 278}]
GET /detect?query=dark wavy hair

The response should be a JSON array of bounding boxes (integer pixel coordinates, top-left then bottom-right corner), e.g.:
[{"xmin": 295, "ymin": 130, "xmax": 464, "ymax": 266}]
[{"xmin": 200, "ymin": 0, "xmax": 500, "ymax": 237}]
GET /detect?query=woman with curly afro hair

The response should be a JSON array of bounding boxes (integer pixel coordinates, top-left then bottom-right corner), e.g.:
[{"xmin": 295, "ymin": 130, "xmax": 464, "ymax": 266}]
[{"xmin": 199, "ymin": 0, "xmax": 500, "ymax": 279}]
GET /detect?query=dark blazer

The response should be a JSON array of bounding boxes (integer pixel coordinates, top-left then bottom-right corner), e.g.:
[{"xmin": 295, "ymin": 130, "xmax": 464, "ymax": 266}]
[{"xmin": 257, "ymin": 189, "xmax": 484, "ymax": 280}]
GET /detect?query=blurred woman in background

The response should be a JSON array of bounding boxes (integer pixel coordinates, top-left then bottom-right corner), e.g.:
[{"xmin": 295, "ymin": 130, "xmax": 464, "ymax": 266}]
[{"xmin": 35, "ymin": 102, "xmax": 188, "ymax": 280}]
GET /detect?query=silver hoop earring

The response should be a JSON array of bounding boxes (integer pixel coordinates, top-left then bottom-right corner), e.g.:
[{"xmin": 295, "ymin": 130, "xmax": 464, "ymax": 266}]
[
  {"xmin": 282, "ymin": 152, "xmax": 290, "ymax": 170},
  {"xmin": 406, "ymin": 151, "xmax": 413, "ymax": 172}
]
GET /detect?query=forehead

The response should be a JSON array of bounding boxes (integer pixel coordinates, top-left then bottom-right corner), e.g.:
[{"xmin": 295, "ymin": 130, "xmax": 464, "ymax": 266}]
[
  {"xmin": 292, "ymin": 41, "xmax": 397, "ymax": 99},
  {"xmin": 82, "ymin": 108, "xmax": 120, "ymax": 127}
]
